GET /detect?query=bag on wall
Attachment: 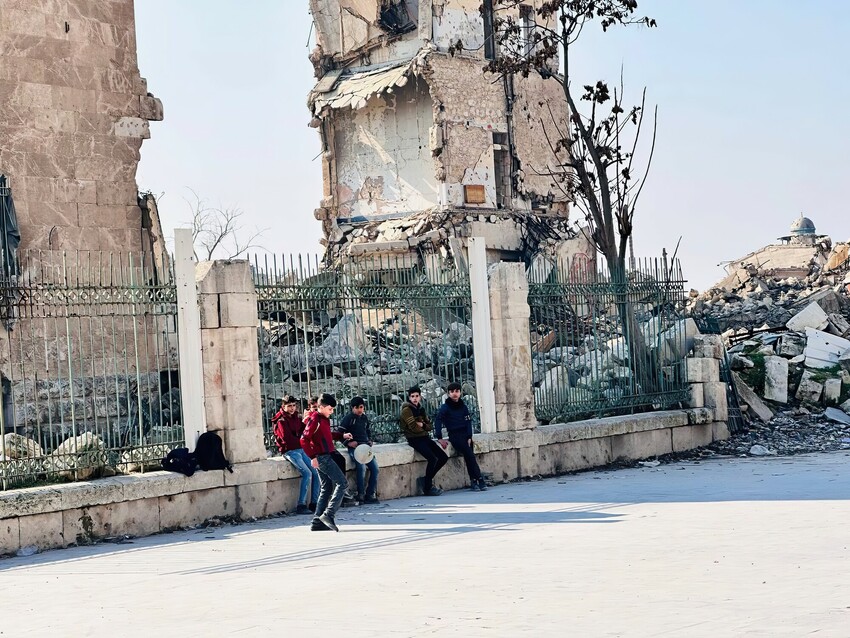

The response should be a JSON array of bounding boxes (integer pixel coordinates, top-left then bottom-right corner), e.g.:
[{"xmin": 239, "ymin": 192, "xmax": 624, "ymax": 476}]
[
  {"xmin": 195, "ymin": 432, "xmax": 234, "ymax": 473},
  {"xmin": 161, "ymin": 447, "xmax": 197, "ymax": 476}
]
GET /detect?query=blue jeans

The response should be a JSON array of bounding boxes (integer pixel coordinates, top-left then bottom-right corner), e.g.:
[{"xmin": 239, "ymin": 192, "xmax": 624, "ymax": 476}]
[
  {"xmin": 314, "ymin": 453, "xmax": 347, "ymax": 521},
  {"xmin": 284, "ymin": 449, "xmax": 319, "ymax": 506},
  {"xmin": 347, "ymin": 446, "xmax": 379, "ymax": 497}
]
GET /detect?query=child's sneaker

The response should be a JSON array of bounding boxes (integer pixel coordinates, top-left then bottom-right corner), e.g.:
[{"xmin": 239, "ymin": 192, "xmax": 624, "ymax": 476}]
[
  {"xmin": 296, "ymin": 504, "xmax": 311, "ymax": 515},
  {"xmin": 318, "ymin": 513, "xmax": 339, "ymax": 532},
  {"xmin": 477, "ymin": 478, "xmax": 488, "ymax": 491},
  {"xmin": 310, "ymin": 518, "xmax": 331, "ymax": 531},
  {"xmin": 364, "ymin": 494, "xmax": 380, "ymax": 504},
  {"xmin": 426, "ymin": 486, "xmax": 443, "ymax": 496},
  {"xmin": 470, "ymin": 481, "xmax": 481, "ymax": 492}
]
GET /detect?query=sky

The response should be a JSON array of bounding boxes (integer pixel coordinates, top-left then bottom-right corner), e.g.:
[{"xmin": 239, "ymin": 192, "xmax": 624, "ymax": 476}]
[{"xmin": 134, "ymin": 1, "xmax": 850, "ymax": 291}]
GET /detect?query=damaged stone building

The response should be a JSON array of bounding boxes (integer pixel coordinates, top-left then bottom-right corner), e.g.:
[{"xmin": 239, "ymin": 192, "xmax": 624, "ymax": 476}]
[
  {"xmin": 308, "ymin": 0, "xmax": 576, "ymax": 264},
  {"xmin": 0, "ymin": 0, "xmax": 163, "ymax": 255}
]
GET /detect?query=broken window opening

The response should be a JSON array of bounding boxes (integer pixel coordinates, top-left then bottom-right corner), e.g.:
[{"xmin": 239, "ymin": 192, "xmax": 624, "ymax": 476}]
[
  {"xmin": 482, "ymin": 0, "xmax": 496, "ymax": 61},
  {"xmin": 379, "ymin": 0, "xmax": 417, "ymax": 35},
  {"xmin": 493, "ymin": 132, "xmax": 512, "ymax": 209}
]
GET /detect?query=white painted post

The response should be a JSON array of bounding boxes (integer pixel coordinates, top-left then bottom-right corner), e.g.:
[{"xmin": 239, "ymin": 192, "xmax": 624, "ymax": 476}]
[
  {"xmin": 468, "ymin": 237, "xmax": 497, "ymax": 434},
  {"xmin": 174, "ymin": 228, "xmax": 206, "ymax": 451}
]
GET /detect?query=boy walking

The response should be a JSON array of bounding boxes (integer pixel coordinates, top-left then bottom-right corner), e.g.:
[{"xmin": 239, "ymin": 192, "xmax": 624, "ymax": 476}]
[
  {"xmin": 273, "ymin": 395, "xmax": 319, "ymax": 515},
  {"xmin": 301, "ymin": 394, "xmax": 347, "ymax": 532},
  {"xmin": 400, "ymin": 386, "xmax": 447, "ymax": 496},
  {"xmin": 338, "ymin": 397, "xmax": 379, "ymax": 504},
  {"xmin": 434, "ymin": 382, "xmax": 487, "ymax": 491}
]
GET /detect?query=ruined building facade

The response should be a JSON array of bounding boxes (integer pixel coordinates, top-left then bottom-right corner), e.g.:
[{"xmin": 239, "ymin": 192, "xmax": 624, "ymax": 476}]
[
  {"xmin": 0, "ymin": 0, "xmax": 163, "ymax": 254},
  {"xmin": 308, "ymin": 0, "xmax": 573, "ymax": 262}
]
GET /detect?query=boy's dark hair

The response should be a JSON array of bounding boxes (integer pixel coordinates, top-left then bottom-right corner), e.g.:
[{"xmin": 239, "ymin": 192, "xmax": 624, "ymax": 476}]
[
  {"xmin": 282, "ymin": 394, "xmax": 298, "ymax": 405},
  {"xmin": 407, "ymin": 386, "xmax": 421, "ymax": 397},
  {"xmin": 307, "ymin": 395, "xmax": 319, "ymax": 406},
  {"xmin": 350, "ymin": 396, "xmax": 365, "ymax": 408},
  {"xmin": 319, "ymin": 393, "xmax": 337, "ymax": 408},
  {"xmin": 447, "ymin": 382, "xmax": 462, "ymax": 392}
]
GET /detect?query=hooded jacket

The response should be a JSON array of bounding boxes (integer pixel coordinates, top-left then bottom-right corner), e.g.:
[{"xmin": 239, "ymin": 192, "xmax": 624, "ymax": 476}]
[
  {"xmin": 301, "ymin": 411, "xmax": 342, "ymax": 458},
  {"xmin": 272, "ymin": 409, "xmax": 303, "ymax": 453}
]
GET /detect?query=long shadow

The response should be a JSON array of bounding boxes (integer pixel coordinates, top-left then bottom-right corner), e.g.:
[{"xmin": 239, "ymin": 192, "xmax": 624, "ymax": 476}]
[{"xmin": 2, "ymin": 452, "xmax": 849, "ymax": 572}]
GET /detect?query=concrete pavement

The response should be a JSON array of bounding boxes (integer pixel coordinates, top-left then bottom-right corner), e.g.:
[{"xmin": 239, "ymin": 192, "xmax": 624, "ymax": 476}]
[{"xmin": 1, "ymin": 452, "xmax": 849, "ymax": 637}]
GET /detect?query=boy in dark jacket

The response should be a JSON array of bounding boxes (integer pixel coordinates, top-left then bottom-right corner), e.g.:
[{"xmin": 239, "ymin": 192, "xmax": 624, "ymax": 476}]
[
  {"xmin": 434, "ymin": 382, "xmax": 487, "ymax": 491},
  {"xmin": 337, "ymin": 396, "xmax": 379, "ymax": 504},
  {"xmin": 301, "ymin": 393, "xmax": 348, "ymax": 531},
  {"xmin": 272, "ymin": 395, "xmax": 318, "ymax": 515},
  {"xmin": 400, "ymin": 386, "xmax": 447, "ymax": 496}
]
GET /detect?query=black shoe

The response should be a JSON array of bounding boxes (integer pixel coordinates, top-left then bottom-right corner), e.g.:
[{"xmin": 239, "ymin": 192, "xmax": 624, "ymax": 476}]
[
  {"xmin": 319, "ymin": 513, "xmax": 339, "ymax": 532},
  {"xmin": 364, "ymin": 494, "xmax": 379, "ymax": 504},
  {"xmin": 356, "ymin": 493, "xmax": 365, "ymax": 504},
  {"xmin": 296, "ymin": 504, "xmax": 311, "ymax": 515},
  {"xmin": 477, "ymin": 478, "xmax": 488, "ymax": 491},
  {"xmin": 415, "ymin": 477, "xmax": 425, "ymax": 496},
  {"xmin": 310, "ymin": 518, "xmax": 331, "ymax": 531},
  {"xmin": 307, "ymin": 502, "xmax": 317, "ymax": 513},
  {"xmin": 426, "ymin": 486, "xmax": 443, "ymax": 496},
  {"xmin": 470, "ymin": 481, "xmax": 481, "ymax": 492}
]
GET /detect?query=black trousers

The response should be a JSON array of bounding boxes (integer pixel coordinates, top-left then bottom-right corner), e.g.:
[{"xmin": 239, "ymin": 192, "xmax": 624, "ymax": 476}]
[
  {"xmin": 448, "ymin": 433, "xmax": 481, "ymax": 482},
  {"xmin": 407, "ymin": 437, "xmax": 449, "ymax": 490}
]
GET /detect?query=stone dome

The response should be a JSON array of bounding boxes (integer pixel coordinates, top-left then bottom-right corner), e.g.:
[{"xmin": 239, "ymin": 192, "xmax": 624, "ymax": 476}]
[{"xmin": 789, "ymin": 215, "xmax": 816, "ymax": 236}]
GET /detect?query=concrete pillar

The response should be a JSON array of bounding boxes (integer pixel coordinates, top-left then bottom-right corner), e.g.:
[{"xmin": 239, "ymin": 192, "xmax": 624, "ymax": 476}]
[
  {"xmin": 488, "ymin": 262, "xmax": 536, "ymax": 431},
  {"xmin": 195, "ymin": 260, "xmax": 265, "ymax": 464}
]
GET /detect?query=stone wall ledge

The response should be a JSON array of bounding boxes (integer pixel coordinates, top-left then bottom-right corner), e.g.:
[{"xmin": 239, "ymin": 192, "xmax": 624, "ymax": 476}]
[{"xmin": 0, "ymin": 410, "xmax": 706, "ymax": 521}]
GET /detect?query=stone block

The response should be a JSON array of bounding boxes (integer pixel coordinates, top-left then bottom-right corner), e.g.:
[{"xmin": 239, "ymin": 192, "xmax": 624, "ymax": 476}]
[
  {"xmin": 223, "ymin": 460, "xmax": 280, "ymax": 486},
  {"xmin": 537, "ymin": 438, "xmax": 613, "ymax": 475},
  {"xmin": 490, "ymin": 318, "xmax": 532, "ymax": 349},
  {"xmin": 686, "ymin": 408, "xmax": 714, "ymax": 425},
  {"xmin": 19, "ymin": 511, "xmax": 66, "ymax": 551},
  {"xmin": 196, "ymin": 260, "xmax": 254, "ymax": 295},
  {"xmin": 827, "ymin": 313, "xmax": 850, "ymax": 338},
  {"xmin": 823, "ymin": 378, "xmax": 841, "ymax": 405},
  {"xmin": 159, "ymin": 487, "xmax": 237, "ymax": 529},
  {"xmin": 731, "ymin": 373, "xmax": 773, "ymax": 423},
  {"xmin": 59, "ymin": 478, "xmax": 125, "ymax": 510},
  {"xmin": 479, "ymin": 448, "xmax": 520, "ymax": 483},
  {"xmin": 517, "ymin": 440, "xmax": 539, "ymax": 477},
  {"xmin": 95, "ymin": 180, "xmax": 138, "ymax": 206},
  {"xmin": 777, "ymin": 333, "xmax": 806, "ymax": 358},
  {"xmin": 687, "ymin": 383, "xmax": 705, "ymax": 408},
  {"xmin": 692, "ymin": 334, "xmax": 723, "ymax": 359},
  {"xmin": 63, "ymin": 499, "xmax": 160, "ymax": 544},
  {"xmin": 221, "ymin": 393, "xmax": 263, "ymax": 431},
  {"xmin": 236, "ymin": 483, "xmax": 269, "ymax": 520},
  {"xmin": 494, "ymin": 401, "xmax": 536, "ymax": 432},
  {"xmin": 218, "ymin": 293, "xmax": 258, "ymax": 328},
  {"xmin": 201, "ymin": 327, "xmax": 258, "ymax": 363},
  {"xmin": 686, "ymin": 358, "xmax": 720, "ymax": 383},
  {"xmin": 795, "ymin": 370, "xmax": 824, "ymax": 404},
  {"xmin": 611, "ymin": 429, "xmax": 673, "ymax": 461},
  {"xmin": 672, "ymin": 424, "xmax": 713, "ymax": 452},
  {"xmin": 198, "ymin": 293, "xmax": 220, "ymax": 329},
  {"xmin": 0, "ymin": 518, "xmax": 20, "ymax": 557},
  {"xmin": 786, "ymin": 302, "xmax": 829, "ymax": 332},
  {"xmin": 265, "ymin": 479, "xmax": 297, "ymax": 515},
  {"xmin": 763, "ymin": 356, "xmax": 789, "ymax": 404},
  {"xmin": 202, "ymin": 361, "xmax": 223, "ymax": 396},
  {"xmin": 221, "ymin": 360, "xmax": 261, "ymax": 396},
  {"xmin": 712, "ymin": 422, "xmax": 731, "ymax": 441},
  {"xmin": 223, "ymin": 428, "xmax": 265, "ymax": 464},
  {"xmin": 0, "ymin": 486, "xmax": 63, "ymax": 519},
  {"xmin": 115, "ymin": 472, "xmax": 189, "ymax": 501},
  {"xmin": 702, "ymin": 381, "xmax": 729, "ymax": 422}
]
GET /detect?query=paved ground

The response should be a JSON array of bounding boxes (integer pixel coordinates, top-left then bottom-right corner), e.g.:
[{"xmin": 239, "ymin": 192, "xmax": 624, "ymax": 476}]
[{"xmin": 1, "ymin": 452, "xmax": 849, "ymax": 637}]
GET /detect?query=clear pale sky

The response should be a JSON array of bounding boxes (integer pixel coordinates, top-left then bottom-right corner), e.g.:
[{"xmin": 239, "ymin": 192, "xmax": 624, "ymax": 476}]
[{"xmin": 134, "ymin": 1, "xmax": 849, "ymax": 291}]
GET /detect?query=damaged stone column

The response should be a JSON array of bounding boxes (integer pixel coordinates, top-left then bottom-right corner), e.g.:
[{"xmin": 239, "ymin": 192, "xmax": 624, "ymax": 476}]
[
  {"xmin": 489, "ymin": 262, "xmax": 536, "ymax": 432},
  {"xmin": 687, "ymin": 335, "xmax": 729, "ymax": 428},
  {"xmin": 196, "ymin": 261, "xmax": 265, "ymax": 465}
]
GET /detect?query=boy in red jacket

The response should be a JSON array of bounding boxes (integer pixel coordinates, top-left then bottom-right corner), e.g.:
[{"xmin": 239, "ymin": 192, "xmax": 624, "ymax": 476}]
[
  {"xmin": 301, "ymin": 393, "xmax": 351, "ymax": 532},
  {"xmin": 272, "ymin": 395, "xmax": 319, "ymax": 515}
]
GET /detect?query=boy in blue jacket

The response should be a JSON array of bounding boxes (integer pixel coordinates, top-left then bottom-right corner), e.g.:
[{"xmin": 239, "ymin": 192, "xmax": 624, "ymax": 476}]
[{"xmin": 434, "ymin": 382, "xmax": 487, "ymax": 491}]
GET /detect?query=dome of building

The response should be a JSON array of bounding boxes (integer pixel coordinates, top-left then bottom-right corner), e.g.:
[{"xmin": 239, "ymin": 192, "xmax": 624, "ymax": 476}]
[{"xmin": 789, "ymin": 215, "xmax": 816, "ymax": 236}]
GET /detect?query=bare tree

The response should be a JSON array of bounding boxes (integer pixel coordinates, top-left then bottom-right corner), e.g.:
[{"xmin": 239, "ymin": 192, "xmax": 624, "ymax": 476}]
[
  {"xmin": 487, "ymin": 0, "xmax": 662, "ymax": 390},
  {"xmin": 184, "ymin": 189, "xmax": 267, "ymax": 261}
]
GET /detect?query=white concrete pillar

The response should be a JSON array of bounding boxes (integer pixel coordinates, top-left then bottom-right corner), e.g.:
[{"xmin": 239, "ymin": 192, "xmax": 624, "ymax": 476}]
[{"xmin": 469, "ymin": 237, "xmax": 497, "ymax": 434}]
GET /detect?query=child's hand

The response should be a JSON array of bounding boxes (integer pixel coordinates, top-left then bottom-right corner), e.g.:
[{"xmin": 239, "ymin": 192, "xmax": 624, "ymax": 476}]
[
  {"xmin": 343, "ymin": 432, "xmax": 353, "ymax": 440},
  {"xmin": 310, "ymin": 458, "xmax": 319, "ymax": 469}
]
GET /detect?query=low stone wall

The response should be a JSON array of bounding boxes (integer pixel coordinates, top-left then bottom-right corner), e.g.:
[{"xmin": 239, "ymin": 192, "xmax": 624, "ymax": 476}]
[{"xmin": 0, "ymin": 408, "xmax": 726, "ymax": 556}]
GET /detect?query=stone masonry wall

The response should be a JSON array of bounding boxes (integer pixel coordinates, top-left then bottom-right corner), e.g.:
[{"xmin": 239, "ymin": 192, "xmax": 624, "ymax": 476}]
[{"xmin": 0, "ymin": 0, "xmax": 162, "ymax": 252}]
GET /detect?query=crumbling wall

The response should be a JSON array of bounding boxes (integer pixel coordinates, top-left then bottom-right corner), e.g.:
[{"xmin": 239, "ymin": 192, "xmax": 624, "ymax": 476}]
[
  {"xmin": 424, "ymin": 54, "xmax": 506, "ymax": 208},
  {"xmin": 0, "ymin": 0, "xmax": 162, "ymax": 253},
  {"xmin": 432, "ymin": 0, "xmax": 486, "ymax": 55},
  {"xmin": 332, "ymin": 76, "xmax": 437, "ymax": 220},
  {"xmin": 512, "ymin": 73, "xmax": 570, "ymax": 206}
]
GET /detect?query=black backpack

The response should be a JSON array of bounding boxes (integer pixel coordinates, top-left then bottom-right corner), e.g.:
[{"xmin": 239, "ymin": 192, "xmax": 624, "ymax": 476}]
[
  {"xmin": 161, "ymin": 447, "xmax": 198, "ymax": 476},
  {"xmin": 195, "ymin": 431, "xmax": 234, "ymax": 473}
]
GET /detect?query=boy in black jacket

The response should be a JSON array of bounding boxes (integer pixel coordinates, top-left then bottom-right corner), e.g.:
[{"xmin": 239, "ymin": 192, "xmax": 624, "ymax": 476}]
[{"xmin": 434, "ymin": 382, "xmax": 487, "ymax": 491}]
